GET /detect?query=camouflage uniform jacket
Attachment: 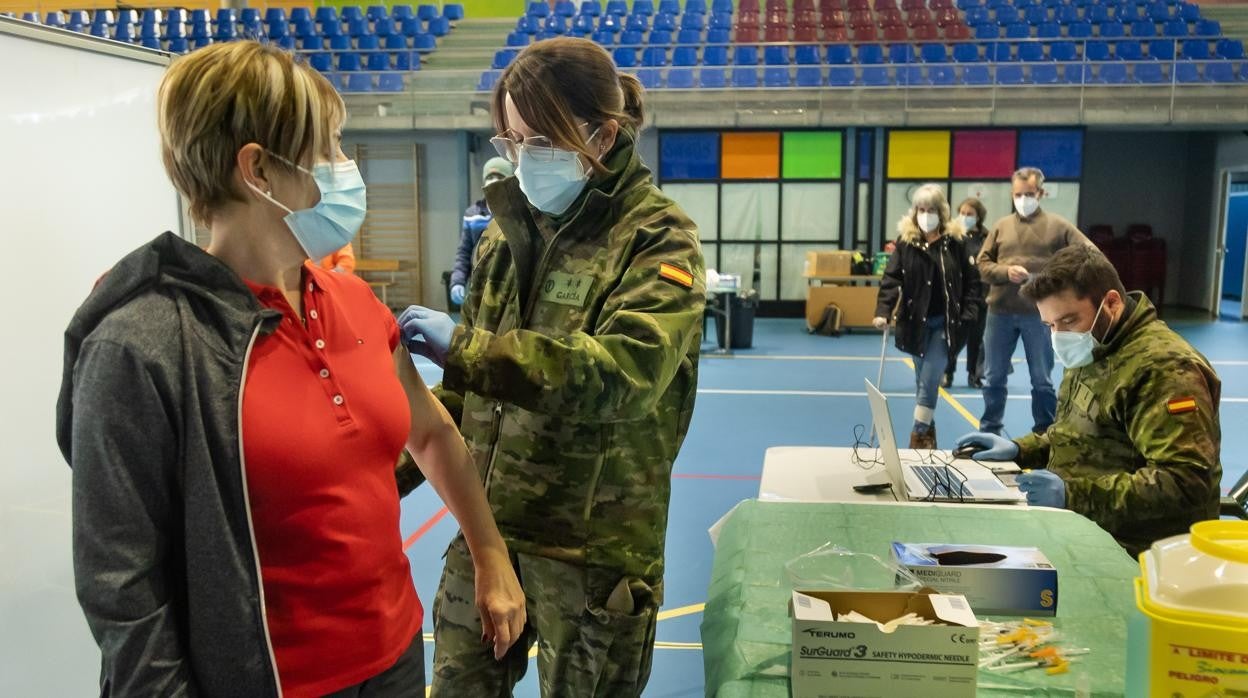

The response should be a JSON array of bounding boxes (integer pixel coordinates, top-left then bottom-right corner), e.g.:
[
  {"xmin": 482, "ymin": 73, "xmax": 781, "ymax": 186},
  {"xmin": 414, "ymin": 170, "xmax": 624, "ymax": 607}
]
[
  {"xmin": 436, "ymin": 132, "xmax": 705, "ymax": 588},
  {"xmin": 1014, "ymin": 293, "xmax": 1222, "ymax": 557}
]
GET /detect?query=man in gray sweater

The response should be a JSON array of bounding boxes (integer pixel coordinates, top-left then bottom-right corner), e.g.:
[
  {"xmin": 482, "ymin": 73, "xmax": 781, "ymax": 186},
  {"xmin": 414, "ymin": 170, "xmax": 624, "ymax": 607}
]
[{"xmin": 977, "ymin": 167, "xmax": 1091, "ymax": 435}]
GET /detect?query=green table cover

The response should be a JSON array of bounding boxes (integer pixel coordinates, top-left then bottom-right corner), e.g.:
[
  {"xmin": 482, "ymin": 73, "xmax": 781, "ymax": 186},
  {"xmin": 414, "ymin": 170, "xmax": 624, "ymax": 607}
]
[{"xmin": 701, "ymin": 500, "xmax": 1140, "ymax": 697}]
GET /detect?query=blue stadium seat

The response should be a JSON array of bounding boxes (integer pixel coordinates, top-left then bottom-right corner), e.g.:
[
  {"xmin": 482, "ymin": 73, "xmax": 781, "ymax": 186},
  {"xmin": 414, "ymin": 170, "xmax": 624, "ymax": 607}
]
[
  {"xmin": 141, "ymin": 36, "xmax": 162, "ymax": 49},
  {"xmin": 592, "ymin": 29, "xmax": 615, "ymax": 44},
  {"xmin": 66, "ymin": 10, "xmax": 88, "ymax": 30},
  {"xmin": 765, "ymin": 66, "xmax": 791, "ymax": 86},
  {"xmin": 358, "ymin": 34, "xmax": 381, "ymax": 50},
  {"xmin": 342, "ymin": 6, "xmax": 365, "ymax": 23},
  {"xmin": 379, "ymin": 73, "xmax": 406, "ymax": 91},
  {"xmin": 582, "ymin": 1, "xmax": 603, "ymax": 16},
  {"xmin": 115, "ymin": 9, "xmax": 137, "ymax": 25},
  {"xmin": 929, "ymin": 65, "xmax": 957, "ymax": 84},
  {"xmin": 626, "ymin": 13, "xmax": 649, "ymax": 32},
  {"xmin": 704, "ymin": 45, "xmax": 729, "ymax": 64},
  {"xmin": 1179, "ymin": 2, "xmax": 1199, "ymax": 22},
  {"xmin": 1038, "ymin": 22, "xmax": 1062, "ymax": 38},
  {"xmin": 394, "ymin": 49, "xmax": 420, "ymax": 69},
  {"xmin": 889, "ymin": 43, "xmax": 917, "ymax": 64},
  {"xmin": 214, "ymin": 21, "xmax": 235, "ymax": 42},
  {"xmin": 796, "ymin": 65, "xmax": 823, "ymax": 86},
  {"xmin": 1176, "ymin": 60, "xmax": 1204, "ymax": 81},
  {"xmin": 368, "ymin": 51, "xmax": 390, "ymax": 70},
  {"xmin": 921, "ymin": 43, "xmax": 948, "ymax": 63},
  {"xmin": 190, "ymin": 9, "xmax": 211, "ymax": 25},
  {"xmin": 1130, "ymin": 19, "xmax": 1156, "ymax": 37},
  {"xmin": 166, "ymin": 22, "xmax": 187, "ymax": 40},
  {"xmin": 958, "ymin": 0, "xmax": 982, "ymax": 8},
  {"xmin": 659, "ymin": 0, "xmax": 681, "ymax": 14},
  {"xmin": 953, "ymin": 42, "xmax": 982, "ymax": 62},
  {"xmin": 1056, "ymin": 5, "xmax": 1080, "ymax": 24},
  {"xmin": 478, "ymin": 70, "xmax": 499, "ymax": 91},
  {"xmin": 638, "ymin": 67, "xmax": 663, "ymax": 88},
  {"xmin": 1218, "ymin": 38, "xmax": 1245, "ymax": 59},
  {"xmin": 613, "ymin": 47, "xmax": 637, "ymax": 66},
  {"xmin": 1100, "ymin": 20, "xmax": 1126, "ymax": 38},
  {"xmin": 765, "ymin": 45, "xmax": 790, "ymax": 64},
  {"xmin": 674, "ymin": 45, "xmax": 698, "ymax": 64},
  {"xmin": 349, "ymin": 17, "xmax": 371, "ymax": 36},
  {"xmin": 1182, "ymin": 38, "xmax": 1210, "ymax": 59},
  {"xmin": 374, "ymin": 17, "xmax": 394, "ymax": 36},
  {"xmin": 974, "ymin": 23, "xmax": 1000, "ymax": 40},
  {"xmin": 735, "ymin": 45, "xmax": 759, "ymax": 65},
  {"xmin": 859, "ymin": 43, "xmax": 885, "ymax": 64},
  {"xmin": 193, "ymin": 36, "xmax": 212, "ymax": 49},
  {"xmin": 168, "ymin": 37, "xmax": 189, "ymax": 53},
  {"xmin": 264, "ymin": 7, "xmax": 285, "ymax": 25},
  {"xmin": 634, "ymin": 0, "xmax": 657, "ymax": 16},
  {"xmin": 861, "ymin": 65, "xmax": 891, "ymax": 85},
  {"xmin": 728, "ymin": 65, "xmax": 758, "ymax": 88},
  {"xmin": 493, "ymin": 48, "xmax": 517, "ymax": 68},
  {"xmin": 966, "ymin": 7, "xmax": 991, "ymax": 24},
  {"xmin": 600, "ymin": 13, "xmax": 622, "ymax": 32},
  {"xmin": 827, "ymin": 44, "xmax": 854, "ymax": 63},
  {"xmin": 295, "ymin": 19, "xmax": 317, "ymax": 38},
  {"xmin": 322, "ymin": 18, "xmax": 344, "ymax": 37},
  {"xmin": 606, "ymin": 0, "xmax": 629, "ymax": 15},
  {"xmin": 1117, "ymin": 39, "xmax": 1144, "ymax": 59},
  {"xmin": 417, "ymin": 5, "xmax": 438, "ymax": 21},
  {"xmin": 1031, "ymin": 63, "xmax": 1060, "ymax": 83},
  {"xmin": 653, "ymin": 12, "xmax": 676, "ymax": 31},
  {"xmin": 429, "ymin": 16, "xmax": 451, "ymax": 36},
  {"xmin": 546, "ymin": 14, "xmax": 569, "ymax": 33},
  {"xmin": 1087, "ymin": 5, "xmax": 1110, "ymax": 23},
  {"xmin": 292, "ymin": 7, "xmax": 314, "ymax": 24},
  {"xmin": 331, "ymin": 34, "xmax": 353, "ymax": 50},
  {"xmin": 828, "ymin": 65, "xmax": 857, "ymax": 85},
  {"xmin": 556, "ymin": 1, "xmax": 578, "ymax": 17},
  {"xmin": 1025, "ymin": 6, "xmax": 1048, "ymax": 24},
  {"xmin": 1096, "ymin": 62, "xmax": 1129, "ymax": 82},
  {"xmin": 1196, "ymin": 19, "xmax": 1220, "ymax": 37},
  {"xmin": 680, "ymin": 12, "xmax": 705, "ymax": 31},
  {"xmin": 649, "ymin": 28, "xmax": 672, "ymax": 44},
  {"xmin": 1148, "ymin": 2, "xmax": 1171, "ymax": 22},
  {"xmin": 707, "ymin": 27, "xmax": 730, "ymax": 43},
  {"xmin": 317, "ymin": 6, "xmax": 339, "ymax": 24},
  {"xmin": 1067, "ymin": 21, "xmax": 1094, "ymax": 38},
  {"xmin": 508, "ymin": 31, "xmax": 531, "ymax": 46},
  {"xmin": 1162, "ymin": 18, "xmax": 1188, "ymax": 36},
  {"xmin": 573, "ymin": 14, "xmax": 596, "ymax": 33},
  {"xmin": 1051, "ymin": 40, "xmax": 1078, "ymax": 60},
  {"xmin": 712, "ymin": 0, "xmax": 733, "ymax": 12},
  {"xmin": 385, "ymin": 33, "xmax": 407, "ymax": 49},
  {"xmin": 678, "ymin": 28, "xmax": 702, "ymax": 43},
  {"xmin": 997, "ymin": 64, "xmax": 1026, "ymax": 83},
  {"xmin": 141, "ymin": 21, "xmax": 160, "ymax": 40},
  {"xmin": 987, "ymin": 41, "xmax": 1013, "ymax": 61},
  {"xmin": 686, "ymin": 0, "xmax": 708, "ymax": 13},
  {"xmin": 668, "ymin": 67, "xmax": 696, "ymax": 87},
  {"xmin": 1207, "ymin": 61, "xmax": 1237, "ymax": 82},
  {"xmin": 643, "ymin": 45, "xmax": 667, "ymax": 65},
  {"xmin": 620, "ymin": 29, "xmax": 643, "ymax": 45},
  {"xmin": 1005, "ymin": 22, "xmax": 1031, "ymax": 38},
  {"xmin": 708, "ymin": 11, "xmax": 732, "ymax": 30},
  {"xmin": 996, "ymin": 8, "xmax": 1022, "ymax": 25},
  {"xmin": 897, "ymin": 64, "xmax": 926, "ymax": 85},
  {"xmin": 1148, "ymin": 38, "xmax": 1176, "ymax": 59},
  {"xmin": 190, "ymin": 22, "xmax": 211, "ymax": 41},
  {"xmin": 1019, "ymin": 42, "xmax": 1046, "ymax": 61},
  {"xmin": 339, "ymin": 52, "xmax": 362, "ymax": 71},
  {"xmin": 269, "ymin": 21, "xmax": 291, "ymax": 39},
  {"xmin": 1063, "ymin": 63, "xmax": 1089, "ymax": 82},
  {"xmin": 528, "ymin": 2, "xmax": 550, "ymax": 17},
  {"xmin": 413, "ymin": 32, "xmax": 437, "ymax": 51},
  {"xmin": 700, "ymin": 67, "xmax": 727, "ymax": 87},
  {"xmin": 111, "ymin": 22, "xmax": 134, "ymax": 42},
  {"xmin": 1086, "ymin": 40, "xmax": 1113, "ymax": 60},
  {"xmin": 518, "ymin": 15, "xmax": 540, "ymax": 33},
  {"xmin": 1134, "ymin": 61, "xmax": 1167, "ymax": 82}
]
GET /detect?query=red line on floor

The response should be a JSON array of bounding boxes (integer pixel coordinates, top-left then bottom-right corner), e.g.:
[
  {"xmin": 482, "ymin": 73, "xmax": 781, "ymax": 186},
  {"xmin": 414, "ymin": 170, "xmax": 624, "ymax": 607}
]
[
  {"xmin": 672, "ymin": 473, "xmax": 762, "ymax": 481},
  {"xmin": 403, "ymin": 506, "xmax": 449, "ymax": 551}
]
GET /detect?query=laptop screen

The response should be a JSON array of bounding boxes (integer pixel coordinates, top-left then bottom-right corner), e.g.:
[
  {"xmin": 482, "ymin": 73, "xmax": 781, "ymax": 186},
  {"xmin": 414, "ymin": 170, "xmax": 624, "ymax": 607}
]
[{"xmin": 864, "ymin": 378, "xmax": 906, "ymax": 500}]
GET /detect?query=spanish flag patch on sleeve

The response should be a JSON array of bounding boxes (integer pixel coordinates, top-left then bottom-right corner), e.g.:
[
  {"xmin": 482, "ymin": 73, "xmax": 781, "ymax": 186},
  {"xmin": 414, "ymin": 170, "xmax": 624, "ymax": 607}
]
[
  {"xmin": 658, "ymin": 262, "xmax": 694, "ymax": 289},
  {"xmin": 1167, "ymin": 397, "xmax": 1198, "ymax": 415}
]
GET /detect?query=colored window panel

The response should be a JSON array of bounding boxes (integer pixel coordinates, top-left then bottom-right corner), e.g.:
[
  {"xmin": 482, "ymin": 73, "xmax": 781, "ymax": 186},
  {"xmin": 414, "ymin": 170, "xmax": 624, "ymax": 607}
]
[
  {"xmin": 722, "ymin": 132, "xmax": 780, "ymax": 179},
  {"xmin": 887, "ymin": 130, "xmax": 951, "ymax": 179},
  {"xmin": 721, "ymin": 183, "xmax": 779, "ymax": 240},
  {"xmin": 782, "ymin": 131, "xmax": 842, "ymax": 179},
  {"xmin": 858, "ymin": 130, "xmax": 874, "ymax": 180},
  {"xmin": 952, "ymin": 130, "xmax": 1017, "ymax": 179},
  {"xmin": 781, "ymin": 183, "xmax": 842, "ymax": 241},
  {"xmin": 1017, "ymin": 129, "xmax": 1084, "ymax": 179},
  {"xmin": 660, "ymin": 132, "xmax": 720, "ymax": 181}
]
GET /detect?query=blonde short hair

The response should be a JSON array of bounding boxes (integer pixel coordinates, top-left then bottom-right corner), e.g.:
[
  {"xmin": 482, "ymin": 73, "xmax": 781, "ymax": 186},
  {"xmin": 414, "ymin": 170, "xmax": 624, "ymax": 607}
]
[
  {"xmin": 909, "ymin": 183, "xmax": 951, "ymax": 223},
  {"xmin": 157, "ymin": 42, "xmax": 344, "ymax": 224}
]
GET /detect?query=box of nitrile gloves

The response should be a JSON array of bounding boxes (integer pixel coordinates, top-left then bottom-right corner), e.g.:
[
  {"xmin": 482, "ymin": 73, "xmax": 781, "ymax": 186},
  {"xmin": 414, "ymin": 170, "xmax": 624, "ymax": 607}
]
[
  {"xmin": 789, "ymin": 589, "xmax": 979, "ymax": 698},
  {"xmin": 890, "ymin": 543, "xmax": 1059, "ymax": 617}
]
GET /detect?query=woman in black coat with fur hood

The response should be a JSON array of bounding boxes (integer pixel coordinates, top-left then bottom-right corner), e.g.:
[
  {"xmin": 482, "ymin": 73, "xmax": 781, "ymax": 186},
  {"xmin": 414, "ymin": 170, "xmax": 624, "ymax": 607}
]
[{"xmin": 873, "ymin": 184, "xmax": 981, "ymax": 449}]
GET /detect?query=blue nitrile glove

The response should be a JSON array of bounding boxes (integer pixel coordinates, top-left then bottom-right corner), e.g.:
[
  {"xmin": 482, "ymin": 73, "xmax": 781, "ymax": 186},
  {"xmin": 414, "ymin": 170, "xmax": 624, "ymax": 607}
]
[
  {"xmin": 450, "ymin": 284, "xmax": 466, "ymax": 306},
  {"xmin": 398, "ymin": 305, "xmax": 455, "ymax": 368},
  {"xmin": 1016, "ymin": 470, "xmax": 1066, "ymax": 508},
  {"xmin": 954, "ymin": 432, "xmax": 1020, "ymax": 461}
]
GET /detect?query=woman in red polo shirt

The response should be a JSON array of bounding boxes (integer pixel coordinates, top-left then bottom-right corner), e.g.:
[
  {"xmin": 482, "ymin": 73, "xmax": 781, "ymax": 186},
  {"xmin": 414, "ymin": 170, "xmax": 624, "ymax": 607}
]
[{"xmin": 56, "ymin": 42, "xmax": 524, "ymax": 697}]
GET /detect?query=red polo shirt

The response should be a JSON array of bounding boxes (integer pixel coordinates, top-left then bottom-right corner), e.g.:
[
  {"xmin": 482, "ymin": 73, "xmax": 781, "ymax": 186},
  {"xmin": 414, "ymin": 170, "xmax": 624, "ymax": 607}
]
[{"xmin": 241, "ymin": 264, "xmax": 421, "ymax": 698}]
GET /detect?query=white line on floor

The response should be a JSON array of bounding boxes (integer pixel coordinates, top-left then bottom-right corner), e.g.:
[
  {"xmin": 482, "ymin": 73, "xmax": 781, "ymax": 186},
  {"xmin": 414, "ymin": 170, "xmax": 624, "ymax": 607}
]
[
  {"xmin": 697, "ymin": 389, "xmax": 1248, "ymax": 403},
  {"xmin": 703, "ymin": 354, "xmax": 1248, "ymax": 368}
]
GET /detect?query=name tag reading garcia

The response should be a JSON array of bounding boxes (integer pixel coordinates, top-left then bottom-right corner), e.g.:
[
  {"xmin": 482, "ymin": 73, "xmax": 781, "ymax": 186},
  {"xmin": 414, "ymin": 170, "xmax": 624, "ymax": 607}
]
[{"xmin": 539, "ymin": 272, "xmax": 594, "ymax": 308}]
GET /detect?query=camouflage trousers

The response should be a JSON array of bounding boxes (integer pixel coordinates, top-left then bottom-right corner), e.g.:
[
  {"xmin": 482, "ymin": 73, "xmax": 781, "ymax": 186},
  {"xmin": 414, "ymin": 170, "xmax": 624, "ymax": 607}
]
[{"xmin": 430, "ymin": 534, "xmax": 659, "ymax": 697}]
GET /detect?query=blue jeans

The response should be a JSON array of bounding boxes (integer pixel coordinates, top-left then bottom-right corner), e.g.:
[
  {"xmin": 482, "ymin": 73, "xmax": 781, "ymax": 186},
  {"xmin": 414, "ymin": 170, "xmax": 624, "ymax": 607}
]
[
  {"xmin": 980, "ymin": 311, "xmax": 1057, "ymax": 435},
  {"xmin": 912, "ymin": 316, "xmax": 949, "ymax": 419}
]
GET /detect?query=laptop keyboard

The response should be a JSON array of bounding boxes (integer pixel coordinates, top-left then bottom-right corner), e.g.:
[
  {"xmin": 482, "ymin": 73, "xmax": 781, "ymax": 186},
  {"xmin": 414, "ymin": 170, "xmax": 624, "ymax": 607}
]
[{"xmin": 911, "ymin": 465, "xmax": 970, "ymax": 498}]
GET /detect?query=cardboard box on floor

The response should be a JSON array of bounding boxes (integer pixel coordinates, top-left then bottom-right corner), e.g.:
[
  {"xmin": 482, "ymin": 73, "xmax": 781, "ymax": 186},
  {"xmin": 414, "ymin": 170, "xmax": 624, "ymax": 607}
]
[
  {"xmin": 790, "ymin": 589, "xmax": 980, "ymax": 698},
  {"xmin": 804, "ymin": 250, "xmax": 856, "ymax": 278}
]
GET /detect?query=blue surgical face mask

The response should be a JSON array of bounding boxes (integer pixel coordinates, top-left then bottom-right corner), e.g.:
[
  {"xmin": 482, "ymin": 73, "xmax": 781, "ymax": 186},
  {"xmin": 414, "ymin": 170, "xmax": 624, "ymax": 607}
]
[
  {"xmin": 960, "ymin": 215, "xmax": 978, "ymax": 231},
  {"xmin": 1051, "ymin": 299, "xmax": 1106, "ymax": 369},
  {"xmin": 514, "ymin": 128, "xmax": 602, "ymax": 216},
  {"xmin": 248, "ymin": 157, "xmax": 367, "ymax": 260}
]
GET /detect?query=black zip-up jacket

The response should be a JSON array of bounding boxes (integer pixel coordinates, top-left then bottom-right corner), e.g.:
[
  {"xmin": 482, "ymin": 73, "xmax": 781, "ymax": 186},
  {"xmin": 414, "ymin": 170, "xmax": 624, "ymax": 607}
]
[
  {"xmin": 875, "ymin": 217, "xmax": 981, "ymax": 358},
  {"xmin": 56, "ymin": 232, "xmax": 283, "ymax": 697}
]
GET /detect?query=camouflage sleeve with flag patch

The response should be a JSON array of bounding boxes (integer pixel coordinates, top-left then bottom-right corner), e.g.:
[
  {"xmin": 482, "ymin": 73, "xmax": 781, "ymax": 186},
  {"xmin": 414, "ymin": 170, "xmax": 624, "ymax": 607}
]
[
  {"xmin": 442, "ymin": 226, "xmax": 705, "ymax": 423},
  {"xmin": 1064, "ymin": 359, "xmax": 1221, "ymax": 538}
]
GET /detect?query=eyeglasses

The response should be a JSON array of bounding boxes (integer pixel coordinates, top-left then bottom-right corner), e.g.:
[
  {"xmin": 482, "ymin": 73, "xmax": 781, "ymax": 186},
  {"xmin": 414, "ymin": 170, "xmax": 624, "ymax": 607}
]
[{"xmin": 490, "ymin": 122, "xmax": 598, "ymax": 164}]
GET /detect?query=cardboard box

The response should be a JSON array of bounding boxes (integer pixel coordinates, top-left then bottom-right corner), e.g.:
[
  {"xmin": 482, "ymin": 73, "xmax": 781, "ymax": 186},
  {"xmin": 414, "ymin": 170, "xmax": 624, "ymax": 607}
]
[
  {"xmin": 804, "ymin": 250, "xmax": 856, "ymax": 278},
  {"xmin": 806, "ymin": 285, "xmax": 879, "ymax": 328},
  {"xmin": 790, "ymin": 589, "xmax": 980, "ymax": 698},
  {"xmin": 891, "ymin": 543, "xmax": 1058, "ymax": 617}
]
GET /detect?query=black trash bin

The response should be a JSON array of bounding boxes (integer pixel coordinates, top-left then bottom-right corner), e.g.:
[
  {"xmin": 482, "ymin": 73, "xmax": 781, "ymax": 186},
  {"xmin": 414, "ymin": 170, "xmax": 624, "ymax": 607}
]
[{"xmin": 714, "ymin": 291, "xmax": 757, "ymax": 349}]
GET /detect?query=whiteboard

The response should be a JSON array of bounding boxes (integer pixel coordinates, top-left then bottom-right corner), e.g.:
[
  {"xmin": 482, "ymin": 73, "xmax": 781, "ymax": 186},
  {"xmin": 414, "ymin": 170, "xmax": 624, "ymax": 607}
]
[{"xmin": 0, "ymin": 19, "xmax": 178, "ymax": 695}]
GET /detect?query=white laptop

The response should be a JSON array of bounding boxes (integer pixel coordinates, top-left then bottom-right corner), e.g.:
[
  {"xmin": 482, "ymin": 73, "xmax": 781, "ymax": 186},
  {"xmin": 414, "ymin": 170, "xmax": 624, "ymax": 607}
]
[{"xmin": 864, "ymin": 378, "xmax": 1026, "ymax": 504}]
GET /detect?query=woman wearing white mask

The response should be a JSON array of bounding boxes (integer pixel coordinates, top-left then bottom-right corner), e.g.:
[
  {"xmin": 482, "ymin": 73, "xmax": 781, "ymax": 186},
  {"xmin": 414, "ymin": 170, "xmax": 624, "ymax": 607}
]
[
  {"xmin": 400, "ymin": 37, "xmax": 705, "ymax": 696},
  {"xmin": 873, "ymin": 184, "xmax": 981, "ymax": 449},
  {"xmin": 56, "ymin": 42, "xmax": 523, "ymax": 697},
  {"xmin": 944, "ymin": 197, "xmax": 990, "ymax": 389}
]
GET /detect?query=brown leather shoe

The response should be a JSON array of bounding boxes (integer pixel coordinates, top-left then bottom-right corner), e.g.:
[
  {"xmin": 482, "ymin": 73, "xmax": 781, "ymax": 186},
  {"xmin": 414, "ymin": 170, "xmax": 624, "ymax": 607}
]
[{"xmin": 909, "ymin": 424, "xmax": 937, "ymax": 450}]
